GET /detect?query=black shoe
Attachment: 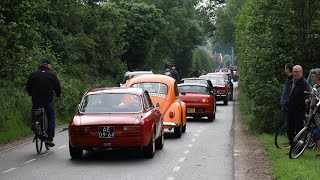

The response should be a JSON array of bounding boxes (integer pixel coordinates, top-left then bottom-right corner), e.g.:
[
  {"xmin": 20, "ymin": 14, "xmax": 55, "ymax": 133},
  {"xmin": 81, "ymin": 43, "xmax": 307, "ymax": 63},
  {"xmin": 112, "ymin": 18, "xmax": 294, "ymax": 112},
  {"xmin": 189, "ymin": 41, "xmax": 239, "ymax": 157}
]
[{"xmin": 45, "ymin": 140, "xmax": 55, "ymax": 147}]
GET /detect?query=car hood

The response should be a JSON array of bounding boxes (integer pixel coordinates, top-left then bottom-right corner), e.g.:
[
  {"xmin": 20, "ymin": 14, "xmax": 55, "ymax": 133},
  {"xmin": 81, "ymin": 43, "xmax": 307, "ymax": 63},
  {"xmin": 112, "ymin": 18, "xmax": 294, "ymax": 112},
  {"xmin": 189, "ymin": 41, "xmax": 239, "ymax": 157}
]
[{"xmin": 73, "ymin": 113, "xmax": 142, "ymax": 126}]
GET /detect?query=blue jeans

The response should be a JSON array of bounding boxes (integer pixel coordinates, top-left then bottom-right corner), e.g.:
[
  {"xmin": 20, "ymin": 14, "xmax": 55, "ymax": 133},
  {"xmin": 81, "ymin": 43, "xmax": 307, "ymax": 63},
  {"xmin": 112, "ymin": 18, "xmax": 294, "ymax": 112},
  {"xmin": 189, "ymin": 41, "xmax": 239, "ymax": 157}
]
[
  {"xmin": 312, "ymin": 127, "xmax": 320, "ymax": 141},
  {"xmin": 31, "ymin": 102, "xmax": 56, "ymax": 141}
]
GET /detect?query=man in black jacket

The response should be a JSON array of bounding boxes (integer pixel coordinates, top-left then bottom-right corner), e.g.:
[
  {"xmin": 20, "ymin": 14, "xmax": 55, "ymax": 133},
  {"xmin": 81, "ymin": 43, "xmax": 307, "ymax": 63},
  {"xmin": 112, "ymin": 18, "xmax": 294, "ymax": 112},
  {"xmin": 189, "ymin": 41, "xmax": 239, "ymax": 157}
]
[
  {"xmin": 26, "ymin": 59, "xmax": 61, "ymax": 147},
  {"xmin": 286, "ymin": 65, "xmax": 311, "ymax": 146}
]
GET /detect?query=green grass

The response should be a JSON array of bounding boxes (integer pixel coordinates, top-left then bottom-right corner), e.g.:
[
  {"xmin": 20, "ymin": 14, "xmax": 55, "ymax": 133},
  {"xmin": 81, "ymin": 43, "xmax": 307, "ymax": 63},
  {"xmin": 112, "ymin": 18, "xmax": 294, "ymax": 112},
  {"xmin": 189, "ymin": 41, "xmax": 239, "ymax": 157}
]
[{"xmin": 259, "ymin": 134, "xmax": 319, "ymax": 180}]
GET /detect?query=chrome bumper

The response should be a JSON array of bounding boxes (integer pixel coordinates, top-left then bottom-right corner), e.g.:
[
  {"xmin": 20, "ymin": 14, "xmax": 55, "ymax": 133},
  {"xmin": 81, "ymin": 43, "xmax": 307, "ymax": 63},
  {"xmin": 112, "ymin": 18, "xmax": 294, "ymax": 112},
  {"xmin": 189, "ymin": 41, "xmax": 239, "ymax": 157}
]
[{"xmin": 163, "ymin": 122, "xmax": 178, "ymax": 127}]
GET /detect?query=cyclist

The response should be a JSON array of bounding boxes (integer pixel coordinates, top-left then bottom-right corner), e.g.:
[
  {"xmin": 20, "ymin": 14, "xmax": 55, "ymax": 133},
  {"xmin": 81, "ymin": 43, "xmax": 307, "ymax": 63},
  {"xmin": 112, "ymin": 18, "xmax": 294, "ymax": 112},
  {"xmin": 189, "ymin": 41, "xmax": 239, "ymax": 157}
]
[
  {"xmin": 26, "ymin": 59, "xmax": 61, "ymax": 147},
  {"xmin": 306, "ymin": 68, "xmax": 320, "ymax": 157}
]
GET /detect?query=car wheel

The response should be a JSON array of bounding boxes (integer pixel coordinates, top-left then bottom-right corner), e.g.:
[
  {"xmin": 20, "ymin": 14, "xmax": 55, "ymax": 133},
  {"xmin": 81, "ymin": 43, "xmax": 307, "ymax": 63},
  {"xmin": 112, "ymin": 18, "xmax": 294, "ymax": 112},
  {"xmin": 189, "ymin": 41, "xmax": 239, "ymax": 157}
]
[
  {"xmin": 69, "ymin": 141, "xmax": 83, "ymax": 159},
  {"xmin": 223, "ymin": 97, "xmax": 228, "ymax": 105},
  {"xmin": 182, "ymin": 123, "xmax": 186, "ymax": 133},
  {"xmin": 156, "ymin": 128, "xmax": 164, "ymax": 149},
  {"xmin": 208, "ymin": 112, "xmax": 215, "ymax": 122},
  {"xmin": 143, "ymin": 131, "xmax": 155, "ymax": 158},
  {"xmin": 174, "ymin": 123, "xmax": 182, "ymax": 138}
]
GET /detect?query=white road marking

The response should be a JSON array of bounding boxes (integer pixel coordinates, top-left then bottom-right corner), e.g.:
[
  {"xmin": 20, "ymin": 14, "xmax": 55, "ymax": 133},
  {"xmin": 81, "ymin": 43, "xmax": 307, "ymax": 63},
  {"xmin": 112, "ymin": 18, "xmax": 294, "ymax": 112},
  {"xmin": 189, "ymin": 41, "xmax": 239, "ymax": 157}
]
[
  {"xmin": 234, "ymin": 153, "xmax": 239, "ymax": 156},
  {"xmin": 58, "ymin": 145, "xmax": 66, "ymax": 149},
  {"xmin": 187, "ymin": 144, "xmax": 193, "ymax": 148},
  {"xmin": 194, "ymin": 134, "xmax": 199, "ymax": 137},
  {"xmin": 24, "ymin": 159, "xmax": 36, "ymax": 164},
  {"xmin": 167, "ymin": 177, "xmax": 175, "ymax": 180},
  {"xmin": 2, "ymin": 168, "xmax": 16, "ymax": 174},
  {"xmin": 178, "ymin": 157, "xmax": 186, "ymax": 162},
  {"xmin": 184, "ymin": 150, "xmax": 190, "ymax": 154},
  {"xmin": 173, "ymin": 166, "xmax": 181, "ymax": 172},
  {"xmin": 191, "ymin": 138, "xmax": 196, "ymax": 142},
  {"xmin": 234, "ymin": 150, "xmax": 240, "ymax": 153}
]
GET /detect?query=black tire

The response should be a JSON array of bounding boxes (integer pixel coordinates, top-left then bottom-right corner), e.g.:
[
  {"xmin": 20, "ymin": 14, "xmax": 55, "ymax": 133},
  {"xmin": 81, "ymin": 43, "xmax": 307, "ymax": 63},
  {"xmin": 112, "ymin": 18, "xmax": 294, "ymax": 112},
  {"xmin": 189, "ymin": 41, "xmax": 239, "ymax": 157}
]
[
  {"xmin": 143, "ymin": 131, "xmax": 155, "ymax": 158},
  {"xmin": 289, "ymin": 127, "xmax": 311, "ymax": 159},
  {"xmin": 35, "ymin": 137, "xmax": 43, "ymax": 154},
  {"xmin": 69, "ymin": 141, "xmax": 83, "ymax": 159},
  {"xmin": 174, "ymin": 123, "xmax": 182, "ymax": 138},
  {"xmin": 182, "ymin": 124, "xmax": 186, "ymax": 133},
  {"xmin": 155, "ymin": 128, "xmax": 164, "ymax": 149},
  {"xmin": 223, "ymin": 97, "xmax": 228, "ymax": 105},
  {"xmin": 274, "ymin": 123, "xmax": 289, "ymax": 149}
]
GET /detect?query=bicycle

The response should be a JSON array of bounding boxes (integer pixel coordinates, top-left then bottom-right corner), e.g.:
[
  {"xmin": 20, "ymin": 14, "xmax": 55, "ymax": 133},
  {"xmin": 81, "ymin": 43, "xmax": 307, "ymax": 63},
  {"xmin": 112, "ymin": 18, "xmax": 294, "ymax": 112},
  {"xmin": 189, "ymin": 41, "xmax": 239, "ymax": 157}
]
[
  {"xmin": 274, "ymin": 122, "xmax": 290, "ymax": 149},
  {"xmin": 289, "ymin": 90, "xmax": 319, "ymax": 159},
  {"xmin": 32, "ymin": 108, "xmax": 50, "ymax": 154}
]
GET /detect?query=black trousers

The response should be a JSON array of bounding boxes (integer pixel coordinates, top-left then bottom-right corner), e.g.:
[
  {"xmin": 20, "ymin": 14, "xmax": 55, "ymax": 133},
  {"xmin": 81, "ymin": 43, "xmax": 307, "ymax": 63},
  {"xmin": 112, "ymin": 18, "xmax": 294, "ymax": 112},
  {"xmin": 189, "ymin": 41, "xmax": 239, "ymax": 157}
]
[{"xmin": 287, "ymin": 110, "xmax": 305, "ymax": 145}]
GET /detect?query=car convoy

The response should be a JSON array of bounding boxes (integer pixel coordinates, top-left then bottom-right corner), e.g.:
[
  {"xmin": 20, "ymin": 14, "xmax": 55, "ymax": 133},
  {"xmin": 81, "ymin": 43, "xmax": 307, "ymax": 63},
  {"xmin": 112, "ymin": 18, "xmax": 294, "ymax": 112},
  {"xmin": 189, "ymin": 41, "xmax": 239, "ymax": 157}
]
[{"xmin": 68, "ymin": 68, "xmax": 235, "ymax": 159}]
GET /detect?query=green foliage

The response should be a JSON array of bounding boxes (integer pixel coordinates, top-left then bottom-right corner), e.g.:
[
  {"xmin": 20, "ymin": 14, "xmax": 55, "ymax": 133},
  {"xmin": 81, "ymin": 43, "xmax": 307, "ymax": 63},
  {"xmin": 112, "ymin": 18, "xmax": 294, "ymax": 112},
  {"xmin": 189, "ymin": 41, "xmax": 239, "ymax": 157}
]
[{"xmin": 192, "ymin": 47, "xmax": 213, "ymax": 73}]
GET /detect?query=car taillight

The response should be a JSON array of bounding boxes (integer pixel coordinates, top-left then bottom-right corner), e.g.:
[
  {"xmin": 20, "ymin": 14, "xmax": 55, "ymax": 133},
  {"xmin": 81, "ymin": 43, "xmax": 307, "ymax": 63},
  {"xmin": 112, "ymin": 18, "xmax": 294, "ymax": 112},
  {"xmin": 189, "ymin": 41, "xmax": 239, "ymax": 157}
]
[
  {"xmin": 200, "ymin": 98, "xmax": 209, "ymax": 103},
  {"xmin": 123, "ymin": 126, "xmax": 141, "ymax": 134},
  {"xmin": 169, "ymin": 110, "xmax": 175, "ymax": 119},
  {"xmin": 72, "ymin": 126, "xmax": 91, "ymax": 134}
]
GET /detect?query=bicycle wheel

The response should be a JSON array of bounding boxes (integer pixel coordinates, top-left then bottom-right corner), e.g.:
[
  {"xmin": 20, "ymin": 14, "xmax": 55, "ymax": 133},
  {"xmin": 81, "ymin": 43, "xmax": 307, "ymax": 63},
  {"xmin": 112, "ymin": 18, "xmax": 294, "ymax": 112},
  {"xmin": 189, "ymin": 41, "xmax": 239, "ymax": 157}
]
[
  {"xmin": 274, "ymin": 123, "xmax": 289, "ymax": 149},
  {"xmin": 289, "ymin": 126, "xmax": 311, "ymax": 159}
]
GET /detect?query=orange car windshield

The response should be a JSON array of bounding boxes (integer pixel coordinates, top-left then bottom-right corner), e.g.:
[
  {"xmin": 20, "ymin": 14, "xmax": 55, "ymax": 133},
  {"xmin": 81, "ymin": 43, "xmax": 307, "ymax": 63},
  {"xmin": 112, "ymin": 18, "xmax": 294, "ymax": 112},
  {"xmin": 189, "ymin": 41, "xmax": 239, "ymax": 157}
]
[{"xmin": 131, "ymin": 82, "xmax": 168, "ymax": 95}]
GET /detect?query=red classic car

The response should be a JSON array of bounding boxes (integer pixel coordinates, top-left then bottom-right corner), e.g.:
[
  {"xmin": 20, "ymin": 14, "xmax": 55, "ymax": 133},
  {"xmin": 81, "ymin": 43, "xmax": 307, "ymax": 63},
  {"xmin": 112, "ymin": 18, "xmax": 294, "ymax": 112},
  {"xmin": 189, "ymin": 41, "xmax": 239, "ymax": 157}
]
[
  {"xmin": 68, "ymin": 87, "xmax": 164, "ymax": 159},
  {"xmin": 178, "ymin": 83, "xmax": 216, "ymax": 121},
  {"xmin": 125, "ymin": 74, "xmax": 187, "ymax": 138},
  {"xmin": 200, "ymin": 74, "xmax": 229, "ymax": 105}
]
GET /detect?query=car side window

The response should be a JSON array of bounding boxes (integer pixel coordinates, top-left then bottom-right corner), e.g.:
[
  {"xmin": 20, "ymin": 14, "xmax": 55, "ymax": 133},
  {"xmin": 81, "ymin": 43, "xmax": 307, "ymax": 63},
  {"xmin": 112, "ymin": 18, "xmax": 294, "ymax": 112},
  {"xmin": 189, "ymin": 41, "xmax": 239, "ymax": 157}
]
[
  {"xmin": 143, "ymin": 91, "xmax": 153, "ymax": 110},
  {"xmin": 174, "ymin": 82, "xmax": 179, "ymax": 97}
]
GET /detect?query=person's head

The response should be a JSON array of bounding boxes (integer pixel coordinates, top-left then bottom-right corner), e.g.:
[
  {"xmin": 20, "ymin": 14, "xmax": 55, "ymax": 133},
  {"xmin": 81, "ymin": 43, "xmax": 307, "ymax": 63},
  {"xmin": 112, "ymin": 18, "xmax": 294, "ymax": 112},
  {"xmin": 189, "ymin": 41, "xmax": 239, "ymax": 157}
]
[
  {"xmin": 172, "ymin": 66, "xmax": 175, "ymax": 70},
  {"xmin": 292, "ymin": 65, "xmax": 303, "ymax": 80},
  {"xmin": 285, "ymin": 63, "xmax": 293, "ymax": 76},
  {"xmin": 166, "ymin": 68, "xmax": 170, "ymax": 72},
  {"xmin": 310, "ymin": 68, "xmax": 320, "ymax": 85},
  {"xmin": 40, "ymin": 59, "xmax": 52, "ymax": 70}
]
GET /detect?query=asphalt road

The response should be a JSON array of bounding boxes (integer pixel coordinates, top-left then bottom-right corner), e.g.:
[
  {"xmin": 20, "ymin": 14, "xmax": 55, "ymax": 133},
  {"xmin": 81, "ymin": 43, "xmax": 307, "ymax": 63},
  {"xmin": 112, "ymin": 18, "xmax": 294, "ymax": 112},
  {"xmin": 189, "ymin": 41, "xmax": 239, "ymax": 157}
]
[{"xmin": 0, "ymin": 83, "xmax": 237, "ymax": 180}]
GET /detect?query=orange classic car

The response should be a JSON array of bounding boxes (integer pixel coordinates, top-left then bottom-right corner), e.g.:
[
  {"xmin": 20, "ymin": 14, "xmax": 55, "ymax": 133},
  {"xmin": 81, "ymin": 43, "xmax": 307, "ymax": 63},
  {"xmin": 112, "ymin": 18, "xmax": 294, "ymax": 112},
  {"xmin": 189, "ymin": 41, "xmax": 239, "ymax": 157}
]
[{"xmin": 126, "ymin": 74, "xmax": 187, "ymax": 137}]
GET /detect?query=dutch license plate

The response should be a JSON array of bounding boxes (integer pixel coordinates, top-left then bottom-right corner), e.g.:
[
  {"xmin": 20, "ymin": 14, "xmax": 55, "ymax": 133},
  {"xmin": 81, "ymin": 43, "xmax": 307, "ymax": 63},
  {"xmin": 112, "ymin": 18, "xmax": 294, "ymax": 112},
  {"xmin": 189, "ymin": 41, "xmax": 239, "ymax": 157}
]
[
  {"xmin": 98, "ymin": 126, "xmax": 115, "ymax": 138},
  {"xmin": 187, "ymin": 108, "xmax": 195, "ymax": 113}
]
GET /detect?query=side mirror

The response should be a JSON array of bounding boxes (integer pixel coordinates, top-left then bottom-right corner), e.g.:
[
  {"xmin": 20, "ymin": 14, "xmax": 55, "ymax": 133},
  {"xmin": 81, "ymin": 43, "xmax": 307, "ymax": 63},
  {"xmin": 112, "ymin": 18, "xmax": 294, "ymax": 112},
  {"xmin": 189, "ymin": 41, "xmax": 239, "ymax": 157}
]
[{"xmin": 155, "ymin": 102, "xmax": 160, "ymax": 109}]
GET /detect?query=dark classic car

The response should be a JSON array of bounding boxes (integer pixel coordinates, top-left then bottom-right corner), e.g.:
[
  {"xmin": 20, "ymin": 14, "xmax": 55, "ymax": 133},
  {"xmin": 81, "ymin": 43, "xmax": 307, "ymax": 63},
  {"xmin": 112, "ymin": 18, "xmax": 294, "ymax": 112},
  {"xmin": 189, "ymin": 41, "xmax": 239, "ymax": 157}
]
[
  {"xmin": 68, "ymin": 87, "xmax": 164, "ymax": 159},
  {"xmin": 200, "ymin": 74, "xmax": 229, "ymax": 105},
  {"xmin": 178, "ymin": 83, "xmax": 216, "ymax": 121}
]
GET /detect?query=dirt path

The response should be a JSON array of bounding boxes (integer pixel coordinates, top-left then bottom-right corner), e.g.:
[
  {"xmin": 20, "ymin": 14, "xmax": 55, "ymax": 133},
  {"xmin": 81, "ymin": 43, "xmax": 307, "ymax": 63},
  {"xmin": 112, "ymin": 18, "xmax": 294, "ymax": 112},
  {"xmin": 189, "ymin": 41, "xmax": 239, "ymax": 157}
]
[{"xmin": 233, "ymin": 88, "xmax": 272, "ymax": 180}]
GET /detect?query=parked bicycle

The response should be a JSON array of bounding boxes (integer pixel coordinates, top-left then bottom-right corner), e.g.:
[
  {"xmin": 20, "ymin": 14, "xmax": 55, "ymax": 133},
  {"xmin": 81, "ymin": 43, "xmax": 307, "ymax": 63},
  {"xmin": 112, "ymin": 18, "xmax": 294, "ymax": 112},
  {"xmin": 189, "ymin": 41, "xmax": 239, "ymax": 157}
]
[
  {"xmin": 274, "ymin": 122, "xmax": 290, "ymax": 149},
  {"xmin": 289, "ymin": 90, "xmax": 319, "ymax": 159},
  {"xmin": 32, "ymin": 108, "xmax": 50, "ymax": 154}
]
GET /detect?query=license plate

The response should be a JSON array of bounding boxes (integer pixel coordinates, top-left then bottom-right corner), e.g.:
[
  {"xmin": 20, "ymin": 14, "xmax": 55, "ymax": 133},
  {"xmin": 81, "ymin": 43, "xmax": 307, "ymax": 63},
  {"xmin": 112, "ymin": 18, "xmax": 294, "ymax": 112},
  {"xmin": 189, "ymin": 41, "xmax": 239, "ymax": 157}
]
[
  {"xmin": 98, "ymin": 126, "xmax": 115, "ymax": 138},
  {"xmin": 187, "ymin": 108, "xmax": 195, "ymax": 113}
]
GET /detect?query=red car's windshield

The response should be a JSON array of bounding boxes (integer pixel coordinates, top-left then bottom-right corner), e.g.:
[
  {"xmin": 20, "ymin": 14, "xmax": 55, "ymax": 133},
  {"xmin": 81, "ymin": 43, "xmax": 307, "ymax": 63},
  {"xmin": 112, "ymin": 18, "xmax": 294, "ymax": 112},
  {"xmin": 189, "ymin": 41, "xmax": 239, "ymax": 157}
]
[{"xmin": 79, "ymin": 93, "xmax": 142, "ymax": 113}]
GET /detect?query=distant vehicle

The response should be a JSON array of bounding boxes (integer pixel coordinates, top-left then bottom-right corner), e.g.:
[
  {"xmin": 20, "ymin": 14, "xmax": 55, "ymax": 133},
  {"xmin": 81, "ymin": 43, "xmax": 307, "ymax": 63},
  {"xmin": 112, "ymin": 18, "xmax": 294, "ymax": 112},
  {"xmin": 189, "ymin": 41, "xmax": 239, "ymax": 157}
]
[
  {"xmin": 200, "ymin": 74, "xmax": 229, "ymax": 105},
  {"xmin": 68, "ymin": 87, "xmax": 164, "ymax": 159},
  {"xmin": 207, "ymin": 72, "xmax": 234, "ymax": 101},
  {"xmin": 126, "ymin": 74, "xmax": 187, "ymax": 138},
  {"xmin": 178, "ymin": 83, "xmax": 216, "ymax": 121},
  {"xmin": 120, "ymin": 71, "xmax": 153, "ymax": 87},
  {"xmin": 180, "ymin": 77, "xmax": 217, "ymax": 95}
]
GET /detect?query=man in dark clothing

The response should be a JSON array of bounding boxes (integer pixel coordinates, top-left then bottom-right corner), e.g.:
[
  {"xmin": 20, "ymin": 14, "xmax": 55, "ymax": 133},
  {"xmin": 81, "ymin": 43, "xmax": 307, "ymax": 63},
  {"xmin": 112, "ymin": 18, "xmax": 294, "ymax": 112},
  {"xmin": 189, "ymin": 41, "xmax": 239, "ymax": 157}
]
[
  {"xmin": 280, "ymin": 63, "xmax": 293, "ymax": 121},
  {"xmin": 26, "ymin": 59, "xmax": 61, "ymax": 147},
  {"xmin": 286, "ymin": 65, "xmax": 311, "ymax": 146},
  {"xmin": 170, "ymin": 66, "xmax": 180, "ymax": 83}
]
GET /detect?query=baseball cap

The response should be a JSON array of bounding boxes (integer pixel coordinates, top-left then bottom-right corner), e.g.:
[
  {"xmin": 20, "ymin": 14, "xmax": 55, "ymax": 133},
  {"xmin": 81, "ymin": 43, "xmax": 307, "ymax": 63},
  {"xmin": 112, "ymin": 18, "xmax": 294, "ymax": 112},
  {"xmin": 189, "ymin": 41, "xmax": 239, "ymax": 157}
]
[{"xmin": 41, "ymin": 59, "xmax": 51, "ymax": 65}]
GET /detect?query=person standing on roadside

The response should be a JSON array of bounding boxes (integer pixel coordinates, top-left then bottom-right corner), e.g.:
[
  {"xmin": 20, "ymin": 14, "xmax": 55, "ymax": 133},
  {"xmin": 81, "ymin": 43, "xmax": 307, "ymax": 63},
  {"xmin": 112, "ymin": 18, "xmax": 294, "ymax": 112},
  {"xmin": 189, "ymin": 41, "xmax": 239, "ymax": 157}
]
[
  {"xmin": 280, "ymin": 63, "xmax": 293, "ymax": 122},
  {"xmin": 170, "ymin": 65, "xmax": 180, "ymax": 83},
  {"xmin": 26, "ymin": 59, "xmax": 61, "ymax": 147},
  {"xmin": 305, "ymin": 68, "xmax": 320, "ymax": 157},
  {"xmin": 286, "ymin": 65, "xmax": 311, "ymax": 146}
]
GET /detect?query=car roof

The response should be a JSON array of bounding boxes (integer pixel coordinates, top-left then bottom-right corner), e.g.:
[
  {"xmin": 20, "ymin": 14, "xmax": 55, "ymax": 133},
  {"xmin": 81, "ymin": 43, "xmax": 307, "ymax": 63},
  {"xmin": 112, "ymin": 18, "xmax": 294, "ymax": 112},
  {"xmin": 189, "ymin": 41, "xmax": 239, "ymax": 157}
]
[
  {"xmin": 85, "ymin": 87, "xmax": 144, "ymax": 96},
  {"xmin": 177, "ymin": 83, "xmax": 208, "ymax": 87},
  {"xmin": 181, "ymin": 77, "xmax": 209, "ymax": 81},
  {"xmin": 127, "ymin": 74, "xmax": 175, "ymax": 85},
  {"xmin": 124, "ymin": 71, "xmax": 153, "ymax": 77}
]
